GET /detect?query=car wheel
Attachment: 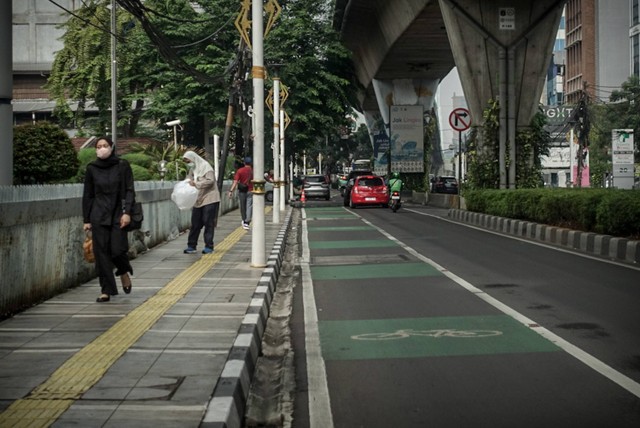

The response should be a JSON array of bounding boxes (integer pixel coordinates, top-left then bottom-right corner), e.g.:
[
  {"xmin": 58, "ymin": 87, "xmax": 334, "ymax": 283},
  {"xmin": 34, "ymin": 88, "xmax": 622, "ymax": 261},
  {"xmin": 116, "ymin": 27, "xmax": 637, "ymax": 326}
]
[{"xmin": 265, "ymin": 191, "xmax": 273, "ymax": 202}]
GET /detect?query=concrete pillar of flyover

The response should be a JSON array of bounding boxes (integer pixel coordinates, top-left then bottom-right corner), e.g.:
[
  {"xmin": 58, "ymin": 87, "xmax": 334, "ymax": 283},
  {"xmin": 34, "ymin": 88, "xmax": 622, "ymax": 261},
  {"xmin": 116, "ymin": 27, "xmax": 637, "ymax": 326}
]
[
  {"xmin": 438, "ymin": 0, "xmax": 565, "ymax": 188},
  {"xmin": 367, "ymin": 78, "xmax": 439, "ymax": 175},
  {"xmin": 0, "ymin": 0, "xmax": 13, "ymax": 186}
]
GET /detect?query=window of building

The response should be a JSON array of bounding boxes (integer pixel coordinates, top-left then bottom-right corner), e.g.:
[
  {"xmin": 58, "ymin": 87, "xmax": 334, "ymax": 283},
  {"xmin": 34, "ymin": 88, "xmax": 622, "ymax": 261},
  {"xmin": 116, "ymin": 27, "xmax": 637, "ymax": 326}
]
[{"xmin": 634, "ymin": 0, "xmax": 639, "ymax": 26}]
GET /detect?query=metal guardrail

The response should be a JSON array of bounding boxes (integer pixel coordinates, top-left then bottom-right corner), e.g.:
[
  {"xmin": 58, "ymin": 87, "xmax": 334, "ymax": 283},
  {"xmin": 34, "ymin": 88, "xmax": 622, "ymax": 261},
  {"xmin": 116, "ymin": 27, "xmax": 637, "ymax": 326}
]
[{"xmin": 0, "ymin": 180, "xmax": 238, "ymax": 316}]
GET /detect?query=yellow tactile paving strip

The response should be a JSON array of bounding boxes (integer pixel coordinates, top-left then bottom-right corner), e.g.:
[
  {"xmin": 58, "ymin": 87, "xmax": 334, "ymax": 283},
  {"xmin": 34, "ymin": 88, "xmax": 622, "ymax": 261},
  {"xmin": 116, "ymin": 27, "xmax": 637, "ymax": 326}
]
[{"xmin": 0, "ymin": 222, "xmax": 254, "ymax": 428}]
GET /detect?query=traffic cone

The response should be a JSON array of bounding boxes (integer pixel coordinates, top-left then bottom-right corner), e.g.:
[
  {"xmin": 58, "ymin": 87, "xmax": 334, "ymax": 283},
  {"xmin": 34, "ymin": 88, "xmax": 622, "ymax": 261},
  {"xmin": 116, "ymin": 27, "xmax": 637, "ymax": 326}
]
[{"xmin": 301, "ymin": 189, "xmax": 306, "ymax": 205}]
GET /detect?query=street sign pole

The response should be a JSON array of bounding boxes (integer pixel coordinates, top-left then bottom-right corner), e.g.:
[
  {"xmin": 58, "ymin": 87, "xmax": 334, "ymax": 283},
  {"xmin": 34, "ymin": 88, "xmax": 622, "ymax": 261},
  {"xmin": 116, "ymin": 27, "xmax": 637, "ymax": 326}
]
[{"xmin": 449, "ymin": 108, "xmax": 471, "ymax": 210}]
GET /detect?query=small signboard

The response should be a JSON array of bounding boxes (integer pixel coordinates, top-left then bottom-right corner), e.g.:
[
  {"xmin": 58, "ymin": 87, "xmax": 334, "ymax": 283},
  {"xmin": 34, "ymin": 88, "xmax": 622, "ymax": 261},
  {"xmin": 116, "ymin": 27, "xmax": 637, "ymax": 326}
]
[
  {"xmin": 449, "ymin": 108, "xmax": 471, "ymax": 132},
  {"xmin": 499, "ymin": 8, "xmax": 515, "ymax": 30},
  {"xmin": 612, "ymin": 129, "xmax": 635, "ymax": 189}
]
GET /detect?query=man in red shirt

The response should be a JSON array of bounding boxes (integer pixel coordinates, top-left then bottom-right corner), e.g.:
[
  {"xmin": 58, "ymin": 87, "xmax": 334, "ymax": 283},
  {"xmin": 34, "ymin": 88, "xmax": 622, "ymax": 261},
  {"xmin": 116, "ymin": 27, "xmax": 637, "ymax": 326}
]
[{"xmin": 228, "ymin": 157, "xmax": 253, "ymax": 230}]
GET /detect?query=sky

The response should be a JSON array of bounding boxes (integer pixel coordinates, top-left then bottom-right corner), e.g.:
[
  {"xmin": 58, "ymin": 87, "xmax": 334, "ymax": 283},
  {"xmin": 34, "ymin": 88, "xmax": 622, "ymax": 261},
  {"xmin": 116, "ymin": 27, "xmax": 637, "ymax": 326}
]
[{"xmin": 436, "ymin": 67, "xmax": 464, "ymax": 157}]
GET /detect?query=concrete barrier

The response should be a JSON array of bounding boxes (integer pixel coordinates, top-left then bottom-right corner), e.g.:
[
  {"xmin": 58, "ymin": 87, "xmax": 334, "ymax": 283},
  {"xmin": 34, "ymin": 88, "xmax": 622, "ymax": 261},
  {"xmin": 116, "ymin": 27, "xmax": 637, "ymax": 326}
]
[
  {"xmin": 448, "ymin": 209, "xmax": 640, "ymax": 265},
  {"xmin": 0, "ymin": 180, "xmax": 239, "ymax": 316}
]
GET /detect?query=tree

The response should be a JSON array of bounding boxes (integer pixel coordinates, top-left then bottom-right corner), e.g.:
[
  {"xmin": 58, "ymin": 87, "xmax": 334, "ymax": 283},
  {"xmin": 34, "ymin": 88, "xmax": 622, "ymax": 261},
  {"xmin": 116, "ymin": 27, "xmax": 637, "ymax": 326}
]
[
  {"xmin": 47, "ymin": 0, "xmax": 359, "ymax": 163},
  {"xmin": 13, "ymin": 123, "xmax": 80, "ymax": 184},
  {"xmin": 589, "ymin": 75, "xmax": 640, "ymax": 186},
  {"xmin": 465, "ymin": 99, "xmax": 549, "ymax": 189},
  {"xmin": 262, "ymin": 0, "xmax": 359, "ymax": 152}
]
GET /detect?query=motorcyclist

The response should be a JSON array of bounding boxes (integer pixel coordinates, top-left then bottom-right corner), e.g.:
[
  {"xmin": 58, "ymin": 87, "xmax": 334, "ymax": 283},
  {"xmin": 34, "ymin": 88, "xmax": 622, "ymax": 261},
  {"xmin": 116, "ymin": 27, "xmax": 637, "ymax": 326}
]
[{"xmin": 388, "ymin": 172, "xmax": 403, "ymax": 195}]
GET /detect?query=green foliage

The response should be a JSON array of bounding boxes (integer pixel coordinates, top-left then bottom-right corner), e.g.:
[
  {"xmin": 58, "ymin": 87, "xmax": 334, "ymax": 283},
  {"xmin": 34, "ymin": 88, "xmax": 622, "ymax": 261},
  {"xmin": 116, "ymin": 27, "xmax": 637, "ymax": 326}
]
[
  {"xmin": 465, "ymin": 188, "xmax": 639, "ymax": 238},
  {"xmin": 126, "ymin": 141, "xmax": 207, "ymax": 180},
  {"xmin": 589, "ymin": 75, "xmax": 640, "ymax": 186},
  {"xmin": 465, "ymin": 100, "xmax": 551, "ymax": 190},
  {"xmin": 515, "ymin": 110, "xmax": 550, "ymax": 188},
  {"xmin": 595, "ymin": 192, "xmax": 640, "ymax": 237},
  {"xmin": 74, "ymin": 147, "xmax": 97, "ymax": 183},
  {"xmin": 120, "ymin": 152, "xmax": 154, "ymax": 169},
  {"xmin": 47, "ymin": 0, "xmax": 359, "ymax": 171},
  {"xmin": 465, "ymin": 100, "xmax": 500, "ymax": 189},
  {"xmin": 130, "ymin": 163, "xmax": 153, "ymax": 181},
  {"xmin": 13, "ymin": 122, "xmax": 80, "ymax": 184},
  {"xmin": 263, "ymin": 0, "xmax": 358, "ymax": 150}
]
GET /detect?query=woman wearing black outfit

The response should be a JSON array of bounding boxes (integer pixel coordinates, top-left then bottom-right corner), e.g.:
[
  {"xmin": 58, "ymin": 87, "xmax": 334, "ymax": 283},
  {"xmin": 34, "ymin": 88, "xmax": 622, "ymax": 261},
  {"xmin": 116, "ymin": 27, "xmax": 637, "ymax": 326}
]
[{"xmin": 82, "ymin": 137, "xmax": 134, "ymax": 302}]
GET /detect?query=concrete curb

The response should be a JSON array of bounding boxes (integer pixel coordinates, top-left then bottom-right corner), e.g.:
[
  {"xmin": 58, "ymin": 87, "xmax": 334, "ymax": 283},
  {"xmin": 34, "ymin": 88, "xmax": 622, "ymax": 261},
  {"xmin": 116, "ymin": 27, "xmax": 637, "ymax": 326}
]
[
  {"xmin": 200, "ymin": 209, "xmax": 293, "ymax": 428},
  {"xmin": 448, "ymin": 209, "xmax": 640, "ymax": 265}
]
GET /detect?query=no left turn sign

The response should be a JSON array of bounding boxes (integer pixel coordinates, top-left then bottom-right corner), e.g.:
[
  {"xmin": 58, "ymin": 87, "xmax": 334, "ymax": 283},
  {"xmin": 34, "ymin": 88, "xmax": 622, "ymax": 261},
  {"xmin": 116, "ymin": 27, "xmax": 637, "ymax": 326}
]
[{"xmin": 449, "ymin": 108, "xmax": 471, "ymax": 132}]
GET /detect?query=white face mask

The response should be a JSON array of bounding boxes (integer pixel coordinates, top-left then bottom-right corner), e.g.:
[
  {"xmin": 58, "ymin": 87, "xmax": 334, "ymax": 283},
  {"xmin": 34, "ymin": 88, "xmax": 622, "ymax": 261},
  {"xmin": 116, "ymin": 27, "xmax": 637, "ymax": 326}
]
[{"xmin": 96, "ymin": 146, "xmax": 112, "ymax": 159}]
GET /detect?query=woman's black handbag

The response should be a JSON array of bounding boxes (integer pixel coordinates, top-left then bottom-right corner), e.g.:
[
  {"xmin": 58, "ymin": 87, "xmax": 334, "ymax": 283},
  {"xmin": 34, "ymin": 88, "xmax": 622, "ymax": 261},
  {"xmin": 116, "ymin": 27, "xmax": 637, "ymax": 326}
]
[
  {"xmin": 125, "ymin": 201, "xmax": 144, "ymax": 231},
  {"xmin": 120, "ymin": 161, "xmax": 143, "ymax": 231}
]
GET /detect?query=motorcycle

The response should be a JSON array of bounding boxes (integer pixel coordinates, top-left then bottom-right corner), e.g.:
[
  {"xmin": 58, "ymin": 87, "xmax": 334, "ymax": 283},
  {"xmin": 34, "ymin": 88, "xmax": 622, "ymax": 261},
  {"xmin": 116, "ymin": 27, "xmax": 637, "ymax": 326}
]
[{"xmin": 389, "ymin": 191, "xmax": 401, "ymax": 212}]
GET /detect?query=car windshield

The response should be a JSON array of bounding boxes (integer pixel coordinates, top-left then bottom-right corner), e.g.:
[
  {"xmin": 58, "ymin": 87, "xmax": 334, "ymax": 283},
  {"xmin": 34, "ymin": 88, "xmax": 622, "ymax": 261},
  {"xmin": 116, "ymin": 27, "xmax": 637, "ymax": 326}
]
[
  {"xmin": 357, "ymin": 177, "xmax": 384, "ymax": 187},
  {"xmin": 306, "ymin": 176, "xmax": 325, "ymax": 183}
]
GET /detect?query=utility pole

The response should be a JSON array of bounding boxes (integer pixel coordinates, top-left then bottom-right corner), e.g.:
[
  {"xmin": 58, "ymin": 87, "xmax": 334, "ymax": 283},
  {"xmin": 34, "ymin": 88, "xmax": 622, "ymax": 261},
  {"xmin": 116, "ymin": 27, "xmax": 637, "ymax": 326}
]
[
  {"xmin": 110, "ymin": 0, "xmax": 117, "ymax": 145},
  {"xmin": 0, "ymin": 0, "xmax": 13, "ymax": 185},
  {"xmin": 279, "ymin": 108, "xmax": 286, "ymax": 211},
  {"xmin": 251, "ymin": 0, "xmax": 266, "ymax": 268},
  {"xmin": 574, "ymin": 84, "xmax": 591, "ymax": 188},
  {"xmin": 272, "ymin": 73, "xmax": 281, "ymax": 224}
]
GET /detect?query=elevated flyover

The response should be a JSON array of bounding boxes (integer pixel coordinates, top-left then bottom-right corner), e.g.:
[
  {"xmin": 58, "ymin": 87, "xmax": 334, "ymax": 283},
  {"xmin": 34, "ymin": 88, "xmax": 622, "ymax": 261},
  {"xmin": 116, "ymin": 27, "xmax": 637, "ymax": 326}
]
[{"xmin": 334, "ymin": 0, "xmax": 566, "ymax": 187}]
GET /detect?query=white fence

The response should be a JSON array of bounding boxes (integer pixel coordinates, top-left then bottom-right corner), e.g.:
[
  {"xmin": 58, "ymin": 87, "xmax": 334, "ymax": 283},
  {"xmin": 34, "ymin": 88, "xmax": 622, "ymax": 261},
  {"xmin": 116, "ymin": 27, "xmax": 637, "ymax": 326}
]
[{"xmin": 0, "ymin": 180, "xmax": 237, "ymax": 316}]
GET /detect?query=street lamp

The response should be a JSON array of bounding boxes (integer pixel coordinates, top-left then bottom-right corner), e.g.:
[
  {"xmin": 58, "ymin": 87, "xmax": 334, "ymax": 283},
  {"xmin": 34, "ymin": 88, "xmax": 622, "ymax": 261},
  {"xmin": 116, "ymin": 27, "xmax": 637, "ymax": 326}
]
[
  {"xmin": 158, "ymin": 160, "xmax": 167, "ymax": 181},
  {"xmin": 166, "ymin": 119, "xmax": 181, "ymax": 180}
]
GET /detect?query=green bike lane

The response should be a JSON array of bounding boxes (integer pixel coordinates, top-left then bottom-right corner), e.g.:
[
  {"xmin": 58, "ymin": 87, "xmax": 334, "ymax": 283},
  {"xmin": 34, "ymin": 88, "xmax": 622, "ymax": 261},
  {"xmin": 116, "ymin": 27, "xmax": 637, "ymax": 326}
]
[{"xmin": 303, "ymin": 207, "xmax": 640, "ymax": 428}]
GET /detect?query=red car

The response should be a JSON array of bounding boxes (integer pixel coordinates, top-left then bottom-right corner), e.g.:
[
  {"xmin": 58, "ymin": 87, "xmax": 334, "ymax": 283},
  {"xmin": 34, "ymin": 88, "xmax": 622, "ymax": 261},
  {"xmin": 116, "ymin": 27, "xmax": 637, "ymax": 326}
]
[{"xmin": 348, "ymin": 175, "xmax": 388, "ymax": 208}]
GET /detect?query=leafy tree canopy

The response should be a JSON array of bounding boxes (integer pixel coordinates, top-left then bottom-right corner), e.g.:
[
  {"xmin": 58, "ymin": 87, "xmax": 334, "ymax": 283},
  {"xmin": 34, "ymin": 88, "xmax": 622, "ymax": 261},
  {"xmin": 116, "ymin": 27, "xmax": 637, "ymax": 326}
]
[{"xmin": 47, "ymin": 0, "xmax": 359, "ymax": 160}]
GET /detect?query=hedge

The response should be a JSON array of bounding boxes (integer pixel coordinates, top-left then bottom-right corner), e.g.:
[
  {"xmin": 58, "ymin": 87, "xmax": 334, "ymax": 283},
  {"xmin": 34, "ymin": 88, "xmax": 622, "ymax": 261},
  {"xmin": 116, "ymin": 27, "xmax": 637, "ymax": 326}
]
[{"xmin": 464, "ymin": 188, "xmax": 640, "ymax": 239}]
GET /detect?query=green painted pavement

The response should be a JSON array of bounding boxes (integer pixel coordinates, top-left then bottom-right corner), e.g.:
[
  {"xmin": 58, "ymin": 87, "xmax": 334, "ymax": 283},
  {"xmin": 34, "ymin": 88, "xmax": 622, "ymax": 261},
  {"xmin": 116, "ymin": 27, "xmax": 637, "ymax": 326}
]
[
  {"xmin": 310, "ymin": 262, "xmax": 440, "ymax": 280},
  {"xmin": 310, "ymin": 239, "xmax": 398, "ymax": 250},
  {"xmin": 304, "ymin": 207, "xmax": 355, "ymax": 219},
  {"xmin": 307, "ymin": 213, "xmax": 356, "ymax": 219},
  {"xmin": 308, "ymin": 226, "xmax": 374, "ymax": 232},
  {"xmin": 319, "ymin": 315, "xmax": 560, "ymax": 361},
  {"xmin": 305, "ymin": 207, "xmax": 347, "ymax": 211}
]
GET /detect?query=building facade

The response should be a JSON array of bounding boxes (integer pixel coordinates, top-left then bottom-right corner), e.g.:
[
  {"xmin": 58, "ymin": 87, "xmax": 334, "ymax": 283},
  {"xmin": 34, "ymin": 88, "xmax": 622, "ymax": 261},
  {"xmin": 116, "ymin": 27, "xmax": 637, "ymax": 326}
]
[
  {"xmin": 565, "ymin": 0, "xmax": 630, "ymax": 104},
  {"xmin": 12, "ymin": 0, "xmax": 79, "ymax": 124}
]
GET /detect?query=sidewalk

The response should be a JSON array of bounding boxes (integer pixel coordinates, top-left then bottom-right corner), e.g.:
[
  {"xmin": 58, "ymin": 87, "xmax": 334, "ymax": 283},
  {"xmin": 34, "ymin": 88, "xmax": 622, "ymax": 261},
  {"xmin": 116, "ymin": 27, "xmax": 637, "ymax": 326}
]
[{"xmin": 0, "ymin": 206, "xmax": 292, "ymax": 428}]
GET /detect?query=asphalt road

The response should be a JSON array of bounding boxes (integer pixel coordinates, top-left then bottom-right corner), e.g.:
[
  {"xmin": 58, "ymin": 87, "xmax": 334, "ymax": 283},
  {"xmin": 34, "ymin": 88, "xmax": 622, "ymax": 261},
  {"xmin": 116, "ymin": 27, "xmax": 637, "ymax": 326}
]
[{"xmin": 291, "ymin": 201, "xmax": 640, "ymax": 428}]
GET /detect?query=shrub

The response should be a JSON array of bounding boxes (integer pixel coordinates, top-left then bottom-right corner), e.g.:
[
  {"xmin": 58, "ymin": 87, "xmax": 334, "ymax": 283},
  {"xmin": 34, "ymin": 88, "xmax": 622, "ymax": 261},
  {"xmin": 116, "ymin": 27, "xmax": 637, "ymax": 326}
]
[
  {"xmin": 13, "ymin": 122, "xmax": 79, "ymax": 184},
  {"xmin": 75, "ymin": 148, "xmax": 97, "ymax": 183},
  {"xmin": 464, "ymin": 188, "xmax": 640, "ymax": 238},
  {"xmin": 131, "ymin": 164, "xmax": 153, "ymax": 181},
  {"xmin": 121, "ymin": 152, "xmax": 154, "ymax": 169}
]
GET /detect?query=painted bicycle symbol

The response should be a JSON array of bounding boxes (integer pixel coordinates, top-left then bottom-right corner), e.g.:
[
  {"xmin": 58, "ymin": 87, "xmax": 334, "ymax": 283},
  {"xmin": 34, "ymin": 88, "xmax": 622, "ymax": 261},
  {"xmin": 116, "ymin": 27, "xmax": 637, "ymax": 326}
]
[{"xmin": 351, "ymin": 329, "xmax": 503, "ymax": 341}]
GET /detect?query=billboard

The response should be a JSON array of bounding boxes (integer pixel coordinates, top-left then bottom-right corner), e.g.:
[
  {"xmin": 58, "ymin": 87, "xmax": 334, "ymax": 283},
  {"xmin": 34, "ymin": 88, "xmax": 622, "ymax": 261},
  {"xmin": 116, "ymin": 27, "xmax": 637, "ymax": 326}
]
[{"xmin": 389, "ymin": 105, "xmax": 424, "ymax": 173}]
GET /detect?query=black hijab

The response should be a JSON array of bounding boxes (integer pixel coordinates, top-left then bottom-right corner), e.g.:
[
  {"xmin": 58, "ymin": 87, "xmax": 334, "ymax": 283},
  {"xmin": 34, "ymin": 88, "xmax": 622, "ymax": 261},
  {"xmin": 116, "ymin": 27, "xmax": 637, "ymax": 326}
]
[{"xmin": 92, "ymin": 137, "xmax": 120, "ymax": 169}]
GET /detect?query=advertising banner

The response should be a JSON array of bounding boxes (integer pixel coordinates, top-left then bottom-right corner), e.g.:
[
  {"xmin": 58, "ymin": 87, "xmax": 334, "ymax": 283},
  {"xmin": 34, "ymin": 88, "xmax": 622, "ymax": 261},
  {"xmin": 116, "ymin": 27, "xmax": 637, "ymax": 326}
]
[
  {"xmin": 373, "ymin": 132, "xmax": 390, "ymax": 175},
  {"xmin": 389, "ymin": 105, "xmax": 424, "ymax": 173}
]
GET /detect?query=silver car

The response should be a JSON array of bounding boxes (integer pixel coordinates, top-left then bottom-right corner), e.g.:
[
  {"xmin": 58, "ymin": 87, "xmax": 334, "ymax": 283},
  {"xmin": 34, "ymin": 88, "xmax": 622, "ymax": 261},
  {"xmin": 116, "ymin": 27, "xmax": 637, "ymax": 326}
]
[{"xmin": 303, "ymin": 174, "xmax": 331, "ymax": 200}]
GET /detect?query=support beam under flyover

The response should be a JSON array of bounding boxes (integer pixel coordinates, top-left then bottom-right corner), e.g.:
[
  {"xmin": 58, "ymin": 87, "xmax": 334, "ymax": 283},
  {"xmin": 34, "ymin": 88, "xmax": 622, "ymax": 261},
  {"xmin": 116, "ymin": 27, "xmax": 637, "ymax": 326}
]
[{"xmin": 439, "ymin": 0, "xmax": 565, "ymax": 188}]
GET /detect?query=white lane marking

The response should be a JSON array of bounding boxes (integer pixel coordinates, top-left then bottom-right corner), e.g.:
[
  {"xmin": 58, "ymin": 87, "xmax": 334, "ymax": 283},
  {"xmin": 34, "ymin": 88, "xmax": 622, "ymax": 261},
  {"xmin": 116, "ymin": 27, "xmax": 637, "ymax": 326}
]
[
  {"xmin": 404, "ymin": 207, "xmax": 640, "ymax": 272},
  {"xmin": 301, "ymin": 209, "xmax": 335, "ymax": 428},
  {"xmin": 358, "ymin": 214, "xmax": 640, "ymax": 399}
]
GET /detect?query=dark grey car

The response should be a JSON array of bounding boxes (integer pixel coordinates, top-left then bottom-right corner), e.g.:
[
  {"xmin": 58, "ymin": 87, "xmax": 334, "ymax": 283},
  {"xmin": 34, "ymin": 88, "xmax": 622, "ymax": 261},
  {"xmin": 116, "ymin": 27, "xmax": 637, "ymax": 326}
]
[{"xmin": 303, "ymin": 174, "xmax": 331, "ymax": 200}]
